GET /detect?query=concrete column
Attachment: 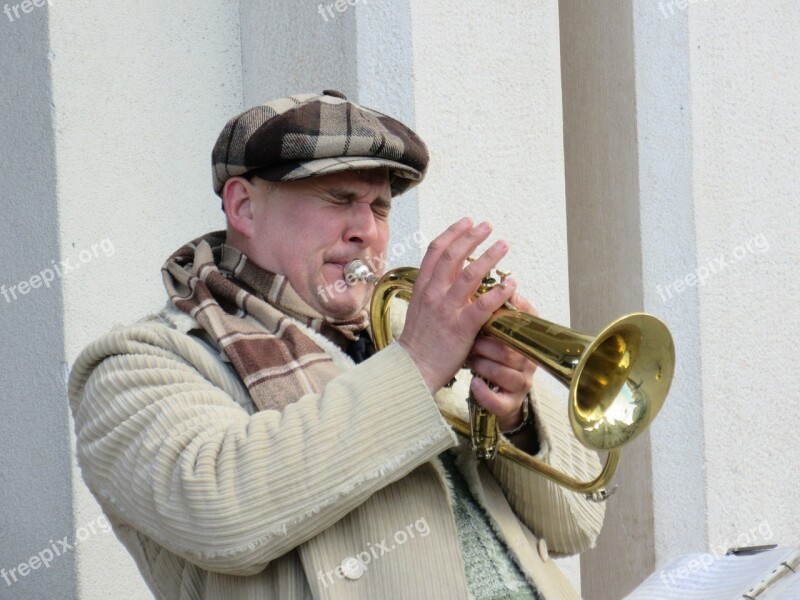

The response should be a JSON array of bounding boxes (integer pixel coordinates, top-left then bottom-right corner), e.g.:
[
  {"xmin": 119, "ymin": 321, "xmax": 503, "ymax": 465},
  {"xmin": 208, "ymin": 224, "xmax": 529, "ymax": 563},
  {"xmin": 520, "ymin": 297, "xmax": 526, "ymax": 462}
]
[
  {"xmin": 560, "ymin": 1, "xmax": 800, "ymax": 598},
  {"xmin": 409, "ymin": 0, "xmax": 571, "ymax": 346},
  {"xmin": 239, "ymin": 0, "xmax": 358, "ymax": 105},
  {"xmin": 0, "ymin": 6, "xmax": 75, "ymax": 598},
  {"xmin": 558, "ymin": 1, "xmax": 657, "ymax": 598},
  {"xmin": 355, "ymin": 0, "xmax": 422, "ymax": 262},
  {"xmin": 633, "ymin": 0, "xmax": 706, "ymax": 570}
]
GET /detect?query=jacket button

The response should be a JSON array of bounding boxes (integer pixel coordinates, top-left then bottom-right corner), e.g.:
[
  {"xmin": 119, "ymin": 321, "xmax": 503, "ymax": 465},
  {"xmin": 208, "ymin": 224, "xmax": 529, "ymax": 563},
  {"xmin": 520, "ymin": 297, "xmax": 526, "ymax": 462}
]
[
  {"xmin": 538, "ymin": 538, "xmax": 549, "ymax": 562},
  {"xmin": 341, "ymin": 557, "xmax": 364, "ymax": 580}
]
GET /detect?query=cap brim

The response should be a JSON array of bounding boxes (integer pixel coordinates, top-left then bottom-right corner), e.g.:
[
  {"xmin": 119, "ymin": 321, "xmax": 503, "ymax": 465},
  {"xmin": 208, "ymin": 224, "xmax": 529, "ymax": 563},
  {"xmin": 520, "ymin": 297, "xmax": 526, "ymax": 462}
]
[{"xmin": 253, "ymin": 156, "xmax": 425, "ymax": 196}]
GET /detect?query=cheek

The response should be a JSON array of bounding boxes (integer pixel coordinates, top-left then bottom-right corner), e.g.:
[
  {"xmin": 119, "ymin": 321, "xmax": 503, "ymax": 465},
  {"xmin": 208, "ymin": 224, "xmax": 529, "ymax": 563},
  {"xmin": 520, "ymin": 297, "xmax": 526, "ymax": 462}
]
[{"xmin": 375, "ymin": 225, "xmax": 391, "ymax": 253}]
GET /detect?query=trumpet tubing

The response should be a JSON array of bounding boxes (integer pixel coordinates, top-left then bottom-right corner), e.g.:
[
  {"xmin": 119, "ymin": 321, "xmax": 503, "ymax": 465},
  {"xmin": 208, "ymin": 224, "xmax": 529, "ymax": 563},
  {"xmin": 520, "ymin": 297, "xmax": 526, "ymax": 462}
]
[{"xmin": 344, "ymin": 260, "xmax": 675, "ymax": 500}]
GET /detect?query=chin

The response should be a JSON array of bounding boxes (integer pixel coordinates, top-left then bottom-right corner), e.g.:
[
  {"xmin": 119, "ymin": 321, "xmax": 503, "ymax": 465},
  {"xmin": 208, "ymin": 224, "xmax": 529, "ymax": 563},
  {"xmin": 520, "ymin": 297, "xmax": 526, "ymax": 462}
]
[
  {"xmin": 309, "ymin": 274, "xmax": 371, "ymax": 319},
  {"xmin": 319, "ymin": 293, "xmax": 369, "ymax": 320},
  {"xmin": 321, "ymin": 301, "xmax": 367, "ymax": 321}
]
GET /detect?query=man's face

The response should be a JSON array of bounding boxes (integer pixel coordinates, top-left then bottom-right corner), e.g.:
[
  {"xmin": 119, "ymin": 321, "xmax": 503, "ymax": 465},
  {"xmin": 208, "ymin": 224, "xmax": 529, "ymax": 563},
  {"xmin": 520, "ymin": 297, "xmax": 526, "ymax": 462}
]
[{"xmin": 245, "ymin": 169, "xmax": 392, "ymax": 319}]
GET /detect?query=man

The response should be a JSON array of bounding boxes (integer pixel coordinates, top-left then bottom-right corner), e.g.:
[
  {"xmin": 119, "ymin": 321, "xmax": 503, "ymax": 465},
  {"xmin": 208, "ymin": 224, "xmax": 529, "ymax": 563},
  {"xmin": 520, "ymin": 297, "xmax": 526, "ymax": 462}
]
[{"xmin": 69, "ymin": 91, "xmax": 605, "ymax": 599}]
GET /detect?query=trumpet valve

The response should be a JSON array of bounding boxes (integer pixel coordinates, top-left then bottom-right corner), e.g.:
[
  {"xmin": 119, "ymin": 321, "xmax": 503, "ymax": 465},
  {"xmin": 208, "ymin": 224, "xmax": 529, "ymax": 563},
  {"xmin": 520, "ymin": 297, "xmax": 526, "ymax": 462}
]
[
  {"xmin": 466, "ymin": 258, "xmax": 512, "ymax": 295},
  {"xmin": 496, "ymin": 269, "xmax": 512, "ymax": 287}
]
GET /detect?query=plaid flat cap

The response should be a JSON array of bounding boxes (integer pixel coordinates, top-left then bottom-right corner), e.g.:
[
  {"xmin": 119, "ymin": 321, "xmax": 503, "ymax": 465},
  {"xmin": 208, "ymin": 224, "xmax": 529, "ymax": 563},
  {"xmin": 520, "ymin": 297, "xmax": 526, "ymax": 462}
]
[{"xmin": 212, "ymin": 90, "xmax": 429, "ymax": 197}]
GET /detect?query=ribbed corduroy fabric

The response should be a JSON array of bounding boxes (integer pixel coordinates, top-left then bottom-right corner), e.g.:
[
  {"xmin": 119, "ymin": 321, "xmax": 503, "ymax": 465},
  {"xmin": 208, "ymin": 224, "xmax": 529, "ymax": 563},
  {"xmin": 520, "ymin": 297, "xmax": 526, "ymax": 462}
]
[{"xmin": 68, "ymin": 302, "xmax": 605, "ymax": 599}]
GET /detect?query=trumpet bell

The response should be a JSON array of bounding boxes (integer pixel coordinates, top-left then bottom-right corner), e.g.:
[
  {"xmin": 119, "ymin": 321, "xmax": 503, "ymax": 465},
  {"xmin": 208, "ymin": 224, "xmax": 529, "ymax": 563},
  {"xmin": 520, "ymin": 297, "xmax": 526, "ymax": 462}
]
[
  {"xmin": 481, "ymin": 308, "xmax": 674, "ymax": 452},
  {"xmin": 570, "ymin": 314, "xmax": 674, "ymax": 451}
]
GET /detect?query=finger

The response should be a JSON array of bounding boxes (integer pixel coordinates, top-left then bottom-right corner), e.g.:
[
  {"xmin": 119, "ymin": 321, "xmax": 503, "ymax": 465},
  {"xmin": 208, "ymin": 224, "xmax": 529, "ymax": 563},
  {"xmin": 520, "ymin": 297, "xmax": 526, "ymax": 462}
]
[
  {"xmin": 469, "ymin": 377, "xmax": 520, "ymax": 422},
  {"xmin": 460, "ymin": 274, "xmax": 516, "ymax": 328},
  {"xmin": 469, "ymin": 336, "xmax": 531, "ymax": 372},
  {"xmin": 429, "ymin": 222, "xmax": 494, "ymax": 294},
  {"xmin": 444, "ymin": 238, "xmax": 509, "ymax": 308},
  {"xmin": 417, "ymin": 217, "xmax": 473, "ymax": 287},
  {"xmin": 468, "ymin": 356, "xmax": 530, "ymax": 395}
]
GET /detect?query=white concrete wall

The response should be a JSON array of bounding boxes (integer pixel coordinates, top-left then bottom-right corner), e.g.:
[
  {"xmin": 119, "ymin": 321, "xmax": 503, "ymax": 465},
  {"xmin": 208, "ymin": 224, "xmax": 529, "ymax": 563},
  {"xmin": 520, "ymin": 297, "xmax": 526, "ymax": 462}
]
[
  {"xmin": 355, "ymin": 0, "xmax": 422, "ymax": 265},
  {"xmin": 240, "ymin": 0, "xmax": 358, "ymax": 105},
  {"xmin": 637, "ymin": 0, "xmax": 800, "ymax": 575},
  {"xmin": 408, "ymin": 0, "xmax": 570, "ymax": 325},
  {"xmin": 688, "ymin": 0, "xmax": 799, "ymax": 557}
]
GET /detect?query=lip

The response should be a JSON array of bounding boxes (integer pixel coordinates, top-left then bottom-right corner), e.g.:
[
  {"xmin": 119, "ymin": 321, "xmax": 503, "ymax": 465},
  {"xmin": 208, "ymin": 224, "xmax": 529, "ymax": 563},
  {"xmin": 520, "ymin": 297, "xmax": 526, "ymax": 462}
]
[
  {"xmin": 326, "ymin": 258, "xmax": 363, "ymax": 269},
  {"xmin": 323, "ymin": 261, "xmax": 350, "ymax": 278}
]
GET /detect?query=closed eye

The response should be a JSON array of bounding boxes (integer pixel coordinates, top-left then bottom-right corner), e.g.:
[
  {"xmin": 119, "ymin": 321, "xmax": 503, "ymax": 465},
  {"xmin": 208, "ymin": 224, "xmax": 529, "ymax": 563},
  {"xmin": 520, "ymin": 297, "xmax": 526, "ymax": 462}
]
[
  {"xmin": 326, "ymin": 189, "xmax": 391, "ymax": 219},
  {"xmin": 371, "ymin": 200, "xmax": 391, "ymax": 219}
]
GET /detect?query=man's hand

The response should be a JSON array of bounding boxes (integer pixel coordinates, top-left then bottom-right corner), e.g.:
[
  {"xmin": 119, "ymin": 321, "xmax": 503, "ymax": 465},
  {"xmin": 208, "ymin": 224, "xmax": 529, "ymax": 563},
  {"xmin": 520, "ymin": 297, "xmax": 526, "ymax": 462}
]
[
  {"xmin": 466, "ymin": 292, "xmax": 539, "ymax": 432},
  {"xmin": 398, "ymin": 217, "xmax": 517, "ymax": 393}
]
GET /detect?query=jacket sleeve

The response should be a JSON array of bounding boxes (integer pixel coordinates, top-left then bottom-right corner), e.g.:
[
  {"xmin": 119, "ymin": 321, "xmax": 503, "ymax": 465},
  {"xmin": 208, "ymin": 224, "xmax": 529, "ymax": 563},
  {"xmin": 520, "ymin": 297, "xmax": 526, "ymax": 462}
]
[
  {"xmin": 68, "ymin": 321, "xmax": 457, "ymax": 576},
  {"xmin": 486, "ymin": 379, "xmax": 606, "ymax": 555}
]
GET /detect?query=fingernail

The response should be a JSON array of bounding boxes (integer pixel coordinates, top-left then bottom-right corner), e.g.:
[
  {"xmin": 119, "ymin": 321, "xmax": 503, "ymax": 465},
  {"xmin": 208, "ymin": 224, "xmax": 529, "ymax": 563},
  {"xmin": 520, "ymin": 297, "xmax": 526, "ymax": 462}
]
[
  {"xmin": 494, "ymin": 240, "xmax": 508, "ymax": 251},
  {"xmin": 477, "ymin": 221, "xmax": 491, "ymax": 232}
]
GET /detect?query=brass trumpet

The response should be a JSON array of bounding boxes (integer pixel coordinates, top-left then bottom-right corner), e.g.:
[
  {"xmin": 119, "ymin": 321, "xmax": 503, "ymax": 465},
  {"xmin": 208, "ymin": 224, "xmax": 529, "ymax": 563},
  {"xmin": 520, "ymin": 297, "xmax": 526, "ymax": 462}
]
[{"xmin": 344, "ymin": 260, "xmax": 675, "ymax": 500}]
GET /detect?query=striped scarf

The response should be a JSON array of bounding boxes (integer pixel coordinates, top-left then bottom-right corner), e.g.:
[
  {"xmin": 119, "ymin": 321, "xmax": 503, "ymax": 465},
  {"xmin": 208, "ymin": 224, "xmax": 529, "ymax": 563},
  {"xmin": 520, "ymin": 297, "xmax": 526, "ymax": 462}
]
[{"xmin": 161, "ymin": 231, "xmax": 370, "ymax": 412}]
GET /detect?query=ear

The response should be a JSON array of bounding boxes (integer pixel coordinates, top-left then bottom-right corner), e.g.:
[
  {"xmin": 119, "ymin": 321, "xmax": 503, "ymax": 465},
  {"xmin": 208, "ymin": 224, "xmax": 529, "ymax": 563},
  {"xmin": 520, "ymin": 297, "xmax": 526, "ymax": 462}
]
[{"xmin": 223, "ymin": 177, "xmax": 256, "ymax": 239}]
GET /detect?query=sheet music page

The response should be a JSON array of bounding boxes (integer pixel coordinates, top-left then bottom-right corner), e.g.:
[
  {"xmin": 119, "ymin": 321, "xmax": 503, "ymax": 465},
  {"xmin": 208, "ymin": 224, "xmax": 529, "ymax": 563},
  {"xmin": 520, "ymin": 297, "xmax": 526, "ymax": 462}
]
[{"xmin": 623, "ymin": 548, "xmax": 795, "ymax": 600}]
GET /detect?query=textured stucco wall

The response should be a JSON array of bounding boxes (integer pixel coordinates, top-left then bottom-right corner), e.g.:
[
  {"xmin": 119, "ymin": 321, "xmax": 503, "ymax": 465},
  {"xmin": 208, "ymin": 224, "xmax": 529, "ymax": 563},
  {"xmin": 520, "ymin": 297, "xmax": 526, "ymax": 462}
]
[
  {"xmin": 688, "ymin": 0, "xmax": 799, "ymax": 555},
  {"xmin": 240, "ymin": 0, "xmax": 358, "ymax": 106},
  {"xmin": 47, "ymin": 2, "xmax": 243, "ymax": 598}
]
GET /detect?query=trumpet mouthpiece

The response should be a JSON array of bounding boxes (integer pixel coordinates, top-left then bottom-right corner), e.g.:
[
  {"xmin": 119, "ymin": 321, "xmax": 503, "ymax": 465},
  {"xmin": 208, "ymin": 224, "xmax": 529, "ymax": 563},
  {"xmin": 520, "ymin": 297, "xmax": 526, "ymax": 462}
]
[{"xmin": 343, "ymin": 260, "xmax": 378, "ymax": 286}]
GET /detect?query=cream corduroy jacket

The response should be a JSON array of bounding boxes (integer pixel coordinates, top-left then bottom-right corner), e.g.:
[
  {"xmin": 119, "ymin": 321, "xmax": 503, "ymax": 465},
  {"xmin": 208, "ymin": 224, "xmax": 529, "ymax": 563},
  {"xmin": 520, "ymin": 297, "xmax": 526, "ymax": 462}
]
[{"xmin": 68, "ymin": 303, "xmax": 605, "ymax": 600}]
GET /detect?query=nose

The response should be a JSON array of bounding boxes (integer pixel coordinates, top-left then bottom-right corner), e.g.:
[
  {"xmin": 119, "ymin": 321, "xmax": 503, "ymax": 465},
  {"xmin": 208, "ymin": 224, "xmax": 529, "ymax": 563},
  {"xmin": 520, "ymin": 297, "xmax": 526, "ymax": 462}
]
[{"xmin": 343, "ymin": 202, "xmax": 380, "ymax": 246}]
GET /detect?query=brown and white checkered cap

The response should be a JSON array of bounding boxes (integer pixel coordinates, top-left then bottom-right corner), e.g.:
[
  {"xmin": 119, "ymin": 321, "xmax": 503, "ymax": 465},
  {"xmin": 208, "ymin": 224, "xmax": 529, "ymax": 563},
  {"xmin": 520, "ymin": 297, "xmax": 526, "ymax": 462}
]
[{"xmin": 212, "ymin": 90, "xmax": 429, "ymax": 197}]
